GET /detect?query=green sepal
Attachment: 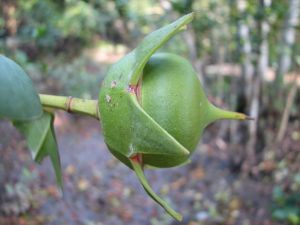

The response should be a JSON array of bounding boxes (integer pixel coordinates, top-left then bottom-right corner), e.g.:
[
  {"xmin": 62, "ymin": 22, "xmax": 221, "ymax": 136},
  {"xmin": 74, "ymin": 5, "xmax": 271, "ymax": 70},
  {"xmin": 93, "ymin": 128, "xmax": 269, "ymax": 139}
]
[
  {"xmin": 128, "ymin": 95, "xmax": 189, "ymax": 157},
  {"xmin": 13, "ymin": 111, "xmax": 63, "ymax": 189},
  {"xmin": 99, "ymin": 92, "xmax": 189, "ymax": 166},
  {"xmin": 130, "ymin": 157, "xmax": 182, "ymax": 221},
  {"xmin": 0, "ymin": 55, "xmax": 42, "ymax": 121},
  {"xmin": 129, "ymin": 12, "xmax": 194, "ymax": 85}
]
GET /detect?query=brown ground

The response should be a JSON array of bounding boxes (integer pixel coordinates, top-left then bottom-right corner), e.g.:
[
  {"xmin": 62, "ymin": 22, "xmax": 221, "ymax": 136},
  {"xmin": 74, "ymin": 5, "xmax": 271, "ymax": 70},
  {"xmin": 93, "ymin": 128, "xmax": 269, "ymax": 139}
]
[{"xmin": 0, "ymin": 111, "xmax": 287, "ymax": 225}]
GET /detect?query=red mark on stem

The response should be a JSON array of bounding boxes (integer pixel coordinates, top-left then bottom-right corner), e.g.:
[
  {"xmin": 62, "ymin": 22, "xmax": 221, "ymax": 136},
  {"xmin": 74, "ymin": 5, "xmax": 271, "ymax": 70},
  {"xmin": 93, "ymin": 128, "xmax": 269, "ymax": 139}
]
[
  {"xmin": 130, "ymin": 153, "xmax": 143, "ymax": 164},
  {"xmin": 128, "ymin": 79, "xmax": 142, "ymax": 104}
]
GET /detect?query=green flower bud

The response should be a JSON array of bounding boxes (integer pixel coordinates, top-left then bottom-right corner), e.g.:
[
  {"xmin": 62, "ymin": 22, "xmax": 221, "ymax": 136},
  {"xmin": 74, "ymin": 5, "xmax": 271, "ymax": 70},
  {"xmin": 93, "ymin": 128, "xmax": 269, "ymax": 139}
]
[{"xmin": 99, "ymin": 13, "xmax": 250, "ymax": 221}]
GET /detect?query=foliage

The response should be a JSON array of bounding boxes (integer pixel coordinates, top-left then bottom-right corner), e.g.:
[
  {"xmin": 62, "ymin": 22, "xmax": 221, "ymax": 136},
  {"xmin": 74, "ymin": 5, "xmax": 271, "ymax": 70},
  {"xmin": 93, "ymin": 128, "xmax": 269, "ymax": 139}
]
[
  {"xmin": 0, "ymin": 55, "xmax": 62, "ymax": 188},
  {"xmin": 48, "ymin": 56, "xmax": 106, "ymax": 98},
  {"xmin": 272, "ymin": 177, "xmax": 300, "ymax": 225},
  {"xmin": 0, "ymin": 55, "xmax": 42, "ymax": 120},
  {"xmin": 13, "ymin": 112, "xmax": 62, "ymax": 188}
]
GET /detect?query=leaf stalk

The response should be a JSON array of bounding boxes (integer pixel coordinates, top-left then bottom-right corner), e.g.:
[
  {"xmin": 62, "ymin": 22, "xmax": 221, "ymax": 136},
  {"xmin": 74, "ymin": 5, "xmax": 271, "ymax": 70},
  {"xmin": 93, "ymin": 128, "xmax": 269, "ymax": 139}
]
[{"xmin": 39, "ymin": 94, "xmax": 99, "ymax": 120}]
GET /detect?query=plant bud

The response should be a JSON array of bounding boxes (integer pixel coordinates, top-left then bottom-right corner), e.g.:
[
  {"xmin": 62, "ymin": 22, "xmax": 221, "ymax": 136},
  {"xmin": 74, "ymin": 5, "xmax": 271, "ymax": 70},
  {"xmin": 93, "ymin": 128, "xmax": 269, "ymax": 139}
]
[{"xmin": 99, "ymin": 13, "xmax": 249, "ymax": 221}]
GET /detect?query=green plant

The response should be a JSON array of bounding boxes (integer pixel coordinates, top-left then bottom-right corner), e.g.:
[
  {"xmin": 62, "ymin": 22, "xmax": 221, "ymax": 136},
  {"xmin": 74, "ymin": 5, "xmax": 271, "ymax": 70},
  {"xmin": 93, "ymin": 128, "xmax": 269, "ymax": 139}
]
[
  {"xmin": 272, "ymin": 179, "xmax": 300, "ymax": 225},
  {"xmin": 0, "ymin": 13, "xmax": 251, "ymax": 221}
]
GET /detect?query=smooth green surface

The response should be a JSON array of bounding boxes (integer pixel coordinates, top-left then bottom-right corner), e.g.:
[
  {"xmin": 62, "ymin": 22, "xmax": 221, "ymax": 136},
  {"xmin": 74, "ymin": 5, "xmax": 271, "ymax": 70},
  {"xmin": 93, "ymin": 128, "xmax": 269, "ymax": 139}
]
[
  {"xmin": 140, "ymin": 53, "xmax": 249, "ymax": 168},
  {"xmin": 141, "ymin": 53, "xmax": 209, "ymax": 167},
  {"xmin": 0, "ymin": 55, "xmax": 42, "ymax": 121},
  {"xmin": 13, "ymin": 112, "xmax": 63, "ymax": 189}
]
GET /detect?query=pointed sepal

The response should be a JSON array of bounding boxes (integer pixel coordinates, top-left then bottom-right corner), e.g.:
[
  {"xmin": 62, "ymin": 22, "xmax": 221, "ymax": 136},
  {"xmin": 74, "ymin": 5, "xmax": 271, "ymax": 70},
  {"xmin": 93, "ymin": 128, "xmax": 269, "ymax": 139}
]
[
  {"xmin": 13, "ymin": 111, "xmax": 63, "ymax": 189},
  {"xmin": 130, "ymin": 156, "xmax": 182, "ymax": 221},
  {"xmin": 129, "ymin": 13, "xmax": 194, "ymax": 85},
  {"xmin": 128, "ymin": 96, "xmax": 189, "ymax": 157}
]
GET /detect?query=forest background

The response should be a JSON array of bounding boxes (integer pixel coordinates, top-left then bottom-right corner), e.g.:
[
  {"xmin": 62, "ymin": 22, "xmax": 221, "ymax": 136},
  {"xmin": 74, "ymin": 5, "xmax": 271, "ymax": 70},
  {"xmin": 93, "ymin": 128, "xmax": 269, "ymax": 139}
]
[{"xmin": 0, "ymin": 0, "xmax": 299, "ymax": 225}]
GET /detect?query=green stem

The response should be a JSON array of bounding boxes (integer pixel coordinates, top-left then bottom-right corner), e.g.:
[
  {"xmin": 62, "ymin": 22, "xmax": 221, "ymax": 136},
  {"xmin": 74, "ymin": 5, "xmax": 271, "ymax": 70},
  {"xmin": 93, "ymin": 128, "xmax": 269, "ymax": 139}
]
[{"xmin": 39, "ymin": 94, "xmax": 99, "ymax": 120}]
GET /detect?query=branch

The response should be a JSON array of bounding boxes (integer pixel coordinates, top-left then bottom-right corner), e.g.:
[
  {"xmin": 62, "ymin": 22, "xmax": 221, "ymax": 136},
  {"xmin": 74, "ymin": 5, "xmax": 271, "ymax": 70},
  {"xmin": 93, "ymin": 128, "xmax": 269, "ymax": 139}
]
[{"xmin": 276, "ymin": 79, "xmax": 298, "ymax": 143}]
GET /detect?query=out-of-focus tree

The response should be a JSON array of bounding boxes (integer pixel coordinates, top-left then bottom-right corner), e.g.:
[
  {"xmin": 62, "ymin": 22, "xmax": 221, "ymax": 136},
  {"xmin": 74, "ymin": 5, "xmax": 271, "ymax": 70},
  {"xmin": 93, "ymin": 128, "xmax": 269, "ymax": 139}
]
[{"xmin": 275, "ymin": 0, "xmax": 299, "ymax": 85}]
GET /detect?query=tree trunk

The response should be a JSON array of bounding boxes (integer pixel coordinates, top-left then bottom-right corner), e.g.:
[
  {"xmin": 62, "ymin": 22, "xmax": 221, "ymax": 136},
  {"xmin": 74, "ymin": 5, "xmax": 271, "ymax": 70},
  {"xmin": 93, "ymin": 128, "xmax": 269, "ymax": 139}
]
[
  {"xmin": 275, "ymin": 0, "xmax": 300, "ymax": 85},
  {"xmin": 230, "ymin": 0, "xmax": 254, "ymax": 145},
  {"xmin": 178, "ymin": 0, "xmax": 206, "ymax": 86},
  {"xmin": 1, "ymin": 0, "xmax": 17, "ymax": 37},
  {"xmin": 245, "ymin": 0, "xmax": 271, "ymax": 174}
]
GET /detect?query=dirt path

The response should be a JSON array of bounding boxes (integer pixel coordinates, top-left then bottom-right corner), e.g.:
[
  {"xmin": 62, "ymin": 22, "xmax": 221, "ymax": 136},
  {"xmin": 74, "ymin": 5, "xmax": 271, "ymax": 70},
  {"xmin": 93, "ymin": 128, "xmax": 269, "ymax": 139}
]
[{"xmin": 0, "ymin": 113, "xmax": 276, "ymax": 225}]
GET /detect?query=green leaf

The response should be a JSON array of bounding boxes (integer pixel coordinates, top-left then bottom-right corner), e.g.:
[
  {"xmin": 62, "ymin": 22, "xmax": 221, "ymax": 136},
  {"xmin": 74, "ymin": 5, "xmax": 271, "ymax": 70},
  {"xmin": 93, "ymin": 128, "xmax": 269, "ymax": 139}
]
[
  {"xmin": 0, "ymin": 55, "xmax": 42, "ymax": 121},
  {"xmin": 13, "ymin": 112, "xmax": 63, "ymax": 189}
]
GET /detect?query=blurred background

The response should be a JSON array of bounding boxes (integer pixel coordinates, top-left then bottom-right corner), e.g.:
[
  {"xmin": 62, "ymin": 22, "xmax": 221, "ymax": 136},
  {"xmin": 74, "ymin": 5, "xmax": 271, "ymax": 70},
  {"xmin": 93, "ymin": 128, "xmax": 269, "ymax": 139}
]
[{"xmin": 0, "ymin": 0, "xmax": 299, "ymax": 224}]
